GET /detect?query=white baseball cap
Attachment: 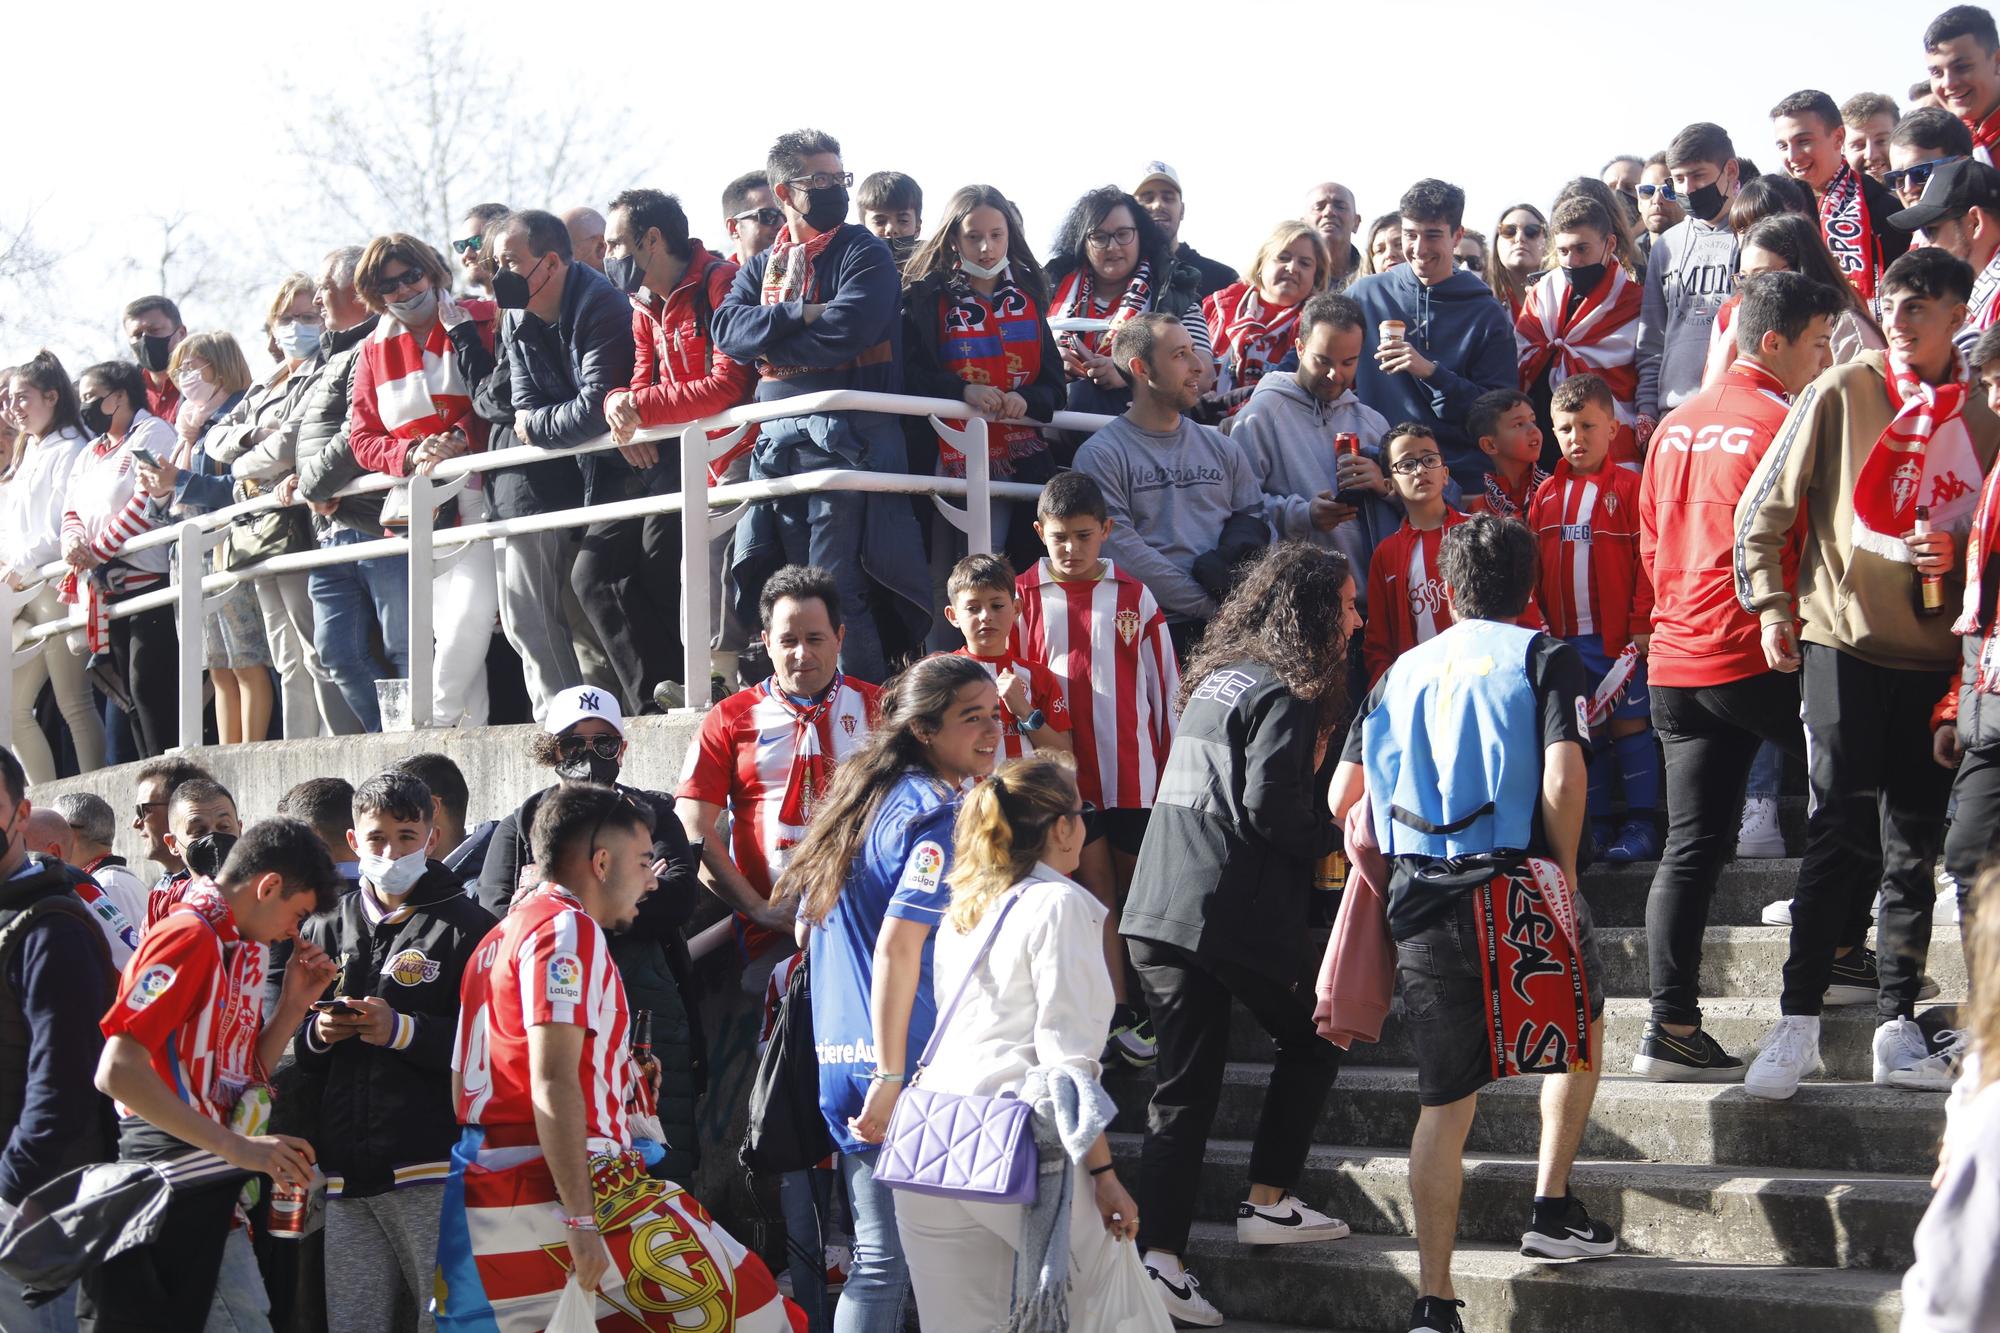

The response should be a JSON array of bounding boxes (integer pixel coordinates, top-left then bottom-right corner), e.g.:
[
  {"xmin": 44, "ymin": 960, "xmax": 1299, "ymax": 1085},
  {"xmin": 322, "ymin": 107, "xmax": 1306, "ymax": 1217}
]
[
  {"xmin": 1134, "ymin": 161, "xmax": 1181, "ymax": 193},
  {"xmin": 545, "ymin": 685, "xmax": 624, "ymax": 737}
]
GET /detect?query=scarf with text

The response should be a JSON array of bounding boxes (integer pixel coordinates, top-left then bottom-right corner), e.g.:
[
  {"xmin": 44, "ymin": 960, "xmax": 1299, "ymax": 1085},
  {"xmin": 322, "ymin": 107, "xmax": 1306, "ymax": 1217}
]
[
  {"xmin": 761, "ymin": 223, "xmax": 841, "ymax": 307},
  {"xmin": 1473, "ymin": 858, "xmax": 1593, "ymax": 1081},
  {"xmin": 1854, "ymin": 350, "xmax": 1982, "ymax": 562},
  {"xmin": 1480, "ymin": 464, "xmax": 1550, "ymax": 521},
  {"xmin": 771, "ymin": 672, "xmax": 847, "ymax": 826},
  {"xmin": 1204, "ymin": 281, "xmax": 1303, "ymax": 393},
  {"xmin": 1050, "ymin": 259, "xmax": 1154, "ymax": 359},
  {"xmin": 1819, "ymin": 163, "xmax": 1883, "ymax": 306},
  {"xmin": 935, "ymin": 269, "xmax": 1047, "ymax": 476}
]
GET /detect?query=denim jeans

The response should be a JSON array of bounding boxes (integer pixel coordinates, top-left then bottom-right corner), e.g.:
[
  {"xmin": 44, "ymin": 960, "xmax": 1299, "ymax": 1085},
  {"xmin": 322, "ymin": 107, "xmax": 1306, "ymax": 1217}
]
[
  {"xmin": 0, "ymin": 1278, "xmax": 76, "ymax": 1332},
  {"xmin": 204, "ymin": 1227, "xmax": 272, "ymax": 1332},
  {"xmin": 750, "ymin": 413, "xmax": 897, "ymax": 684},
  {"xmin": 835, "ymin": 1148, "xmax": 909, "ymax": 1332},
  {"xmin": 309, "ymin": 529, "xmax": 410, "ymax": 731},
  {"xmin": 1745, "ymin": 740, "xmax": 1784, "ymax": 800},
  {"xmin": 781, "ymin": 1166, "xmax": 837, "ymax": 1333}
]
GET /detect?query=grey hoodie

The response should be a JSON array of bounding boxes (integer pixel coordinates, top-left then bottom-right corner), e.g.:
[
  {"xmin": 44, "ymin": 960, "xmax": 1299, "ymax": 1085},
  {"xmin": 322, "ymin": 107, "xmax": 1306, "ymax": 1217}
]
[
  {"xmin": 1228, "ymin": 372, "xmax": 1399, "ymax": 613},
  {"xmin": 1074, "ymin": 414, "xmax": 1265, "ymax": 622},
  {"xmin": 1637, "ymin": 214, "xmax": 1739, "ymax": 420}
]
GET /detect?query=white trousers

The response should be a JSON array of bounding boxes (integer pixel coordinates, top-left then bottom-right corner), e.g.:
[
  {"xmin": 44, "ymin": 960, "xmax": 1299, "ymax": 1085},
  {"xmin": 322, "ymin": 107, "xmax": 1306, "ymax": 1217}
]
[{"xmin": 10, "ymin": 585, "xmax": 104, "ymax": 781}]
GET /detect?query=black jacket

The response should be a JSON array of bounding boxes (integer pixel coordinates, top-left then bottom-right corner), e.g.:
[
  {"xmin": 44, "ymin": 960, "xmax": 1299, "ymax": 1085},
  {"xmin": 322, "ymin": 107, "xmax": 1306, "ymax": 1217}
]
[
  {"xmin": 472, "ymin": 324, "xmax": 586, "ymax": 521},
  {"xmin": 503, "ymin": 262, "xmax": 638, "ymax": 506},
  {"xmin": 1177, "ymin": 243, "xmax": 1241, "ymax": 298},
  {"xmin": 1119, "ymin": 658, "xmax": 1335, "ymax": 982},
  {"xmin": 292, "ymin": 867, "xmax": 495, "ymax": 1197},
  {"xmin": 294, "ymin": 315, "xmax": 387, "ymax": 534}
]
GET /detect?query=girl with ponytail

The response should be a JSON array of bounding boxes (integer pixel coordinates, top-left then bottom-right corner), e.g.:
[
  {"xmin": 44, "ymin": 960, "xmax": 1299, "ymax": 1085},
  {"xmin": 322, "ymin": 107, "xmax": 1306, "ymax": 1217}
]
[
  {"xmin": 773, "ymin": 652, "xmax": 1002, "ymax": 1330},
  {"xmin": 894, "ymin": 754, "xmax": 1168, "ymax": 1331}
]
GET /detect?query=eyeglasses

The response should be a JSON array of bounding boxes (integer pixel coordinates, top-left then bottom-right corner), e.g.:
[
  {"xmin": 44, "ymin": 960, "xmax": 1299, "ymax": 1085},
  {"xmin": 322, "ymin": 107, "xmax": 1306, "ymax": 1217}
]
[
  {"xmin": 1884, "ymin": 156, "xmax": 1968, "ymax": 192},
  {"xmin": 373, "ymin": 268, "xmax": 425, "ymax": 297},
  {"xmin": 1086, "ymin": 226, "xmax": 1139, "ymax": 251},
  {"xmin": 783, "ymin": 171, "xmax": 854, "ymax": 191},
  {"xmin": 1455, "ymin": 254, "xmax": 1486, "ymax": 273},
  {"xmin": 1389, "ymin": 452, "xmax": 1446, "ymax": 476},
  {"xmin": 1497, "ymin": 223, "xmax": 1546, "ymax": 241},
  {"xmin": 732, "ymin": 207, "xmax": 785, "ymax": 227},
  {"xmin": 558, "ymin": 734, "xmax": 623, "ymax": 763},
  {"xmin": 451, "ymin": 235, "xmax": 483, "ymax": 255},
  {"xmin": 1636, "ymin": 183, "xmax": 1679, "ymax": 202}
]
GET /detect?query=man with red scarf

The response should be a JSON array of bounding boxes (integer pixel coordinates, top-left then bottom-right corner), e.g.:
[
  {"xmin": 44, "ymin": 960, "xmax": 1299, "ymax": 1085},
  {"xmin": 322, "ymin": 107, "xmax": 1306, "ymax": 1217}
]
[
  {"xmin": 1927, "ymin": 5, "xmax": 2000, "ymax": 164},
  {"xmin": 711, "ymin": 128, "xmax": 930, "ymax": 685},
  {"xmin": 1771, "ymin": 89, "xmax": 1912, "ymax": 310},
  {"xmin": 1735, "ymin": 249, "xmax": 1999, "ymax": 1102}
]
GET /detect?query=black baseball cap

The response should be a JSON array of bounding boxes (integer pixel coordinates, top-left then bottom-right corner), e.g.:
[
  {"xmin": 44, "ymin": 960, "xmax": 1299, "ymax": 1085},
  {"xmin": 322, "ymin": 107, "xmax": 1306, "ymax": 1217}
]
[{"xmin": 1891, "ymin": 158, "xmax": 2000, "ymax": 231}]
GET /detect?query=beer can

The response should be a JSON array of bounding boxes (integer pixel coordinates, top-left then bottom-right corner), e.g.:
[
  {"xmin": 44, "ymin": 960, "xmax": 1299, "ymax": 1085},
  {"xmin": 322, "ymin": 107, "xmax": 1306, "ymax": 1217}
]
[{"xmin": 268, "ymin": 1165, "xmax": 326, "ymax": 1241}]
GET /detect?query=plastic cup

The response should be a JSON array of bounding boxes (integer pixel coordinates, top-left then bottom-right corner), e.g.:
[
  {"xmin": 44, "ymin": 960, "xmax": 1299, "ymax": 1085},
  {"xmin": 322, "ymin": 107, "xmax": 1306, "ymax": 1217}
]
[{"xmin": 375, "ymin": 678, "xmax": 412, "ymax": 732}]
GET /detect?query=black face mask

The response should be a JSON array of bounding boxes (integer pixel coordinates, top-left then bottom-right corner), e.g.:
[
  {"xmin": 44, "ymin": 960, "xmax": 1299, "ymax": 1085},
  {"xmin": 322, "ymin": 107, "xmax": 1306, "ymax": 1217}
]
[
  {"xmin": 802, "ymin": 184, "xmax": 849, "ymax": 233},
  {"xmin": 1564, "ymin": 261, "xmax": 1608, "ymax": 294},
  {"xmin": 605, "ymin": 252, "xmax": 644, "ymax": 296},
  {"xmin": 491, "ymin": 268, "xmax": 531, "ymax": 310},
  {"xmin": 133, "ymin": 333, "xmax": 175, "ymax": 373},
  {"xmin": 184, "ymin": 831, "xmax": 238, "ymax": 880},
  {"xmin": 1686, "ymin": 181, "xmax": 1727, "ymax": 222},
  {"xmin": 557, "ymin": 751, "xmax": 621, "ymax": 787},
  {"xmin": 81, "ymin": 398, "xmax": 115, "ymax": 437},
  {"xmin": 887, "ymin": 234, "xmax": 920, "ymax": 267}
]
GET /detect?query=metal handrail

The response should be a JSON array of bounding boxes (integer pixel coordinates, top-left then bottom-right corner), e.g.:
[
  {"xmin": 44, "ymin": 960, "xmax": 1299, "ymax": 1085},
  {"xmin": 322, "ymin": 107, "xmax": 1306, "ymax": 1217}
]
[{"xmin": 3, "ymin": 392, "xmax": 1115, "ymax": 753}]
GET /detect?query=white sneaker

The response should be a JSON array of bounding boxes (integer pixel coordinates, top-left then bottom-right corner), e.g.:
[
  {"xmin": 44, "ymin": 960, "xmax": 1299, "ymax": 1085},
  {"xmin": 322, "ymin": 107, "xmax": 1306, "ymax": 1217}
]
[
  {"xmin": 1143, "ymin": 1252, "xmax": 1224, "ymax": 1327},
  {"xmin": 1874, "ymin": 1016, "xmax": 1936, "ymax": 1086},
  {"xmin": 1937, "ymin": 866, "xmax": 1962, "ymax": 925},
  {"xmin": 1737, "ymin": 797, "xmax": 1787, "ymax": 857},
  {"xmin": 1760, "ymin": 897, "xmax": 1794, "ymax": 926},
  {"xmin": 1888, "ymin": 1028, "xmax": 1969, "ymax": 1091},
  {"xmin": 1744, "ymin": 1015, "xmax": 1822, "ymax": 1100},
  {"xmin": 1237, "ymin": 1193, "xmax": 1351, "ymax": 1245}
]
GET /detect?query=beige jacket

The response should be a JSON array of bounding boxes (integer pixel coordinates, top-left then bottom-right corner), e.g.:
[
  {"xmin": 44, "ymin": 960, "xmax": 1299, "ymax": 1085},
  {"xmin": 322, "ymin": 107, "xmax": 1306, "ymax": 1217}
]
[{"xmin": 1733, "ymin": 351, "xmax": 2000, "ymax": 672}]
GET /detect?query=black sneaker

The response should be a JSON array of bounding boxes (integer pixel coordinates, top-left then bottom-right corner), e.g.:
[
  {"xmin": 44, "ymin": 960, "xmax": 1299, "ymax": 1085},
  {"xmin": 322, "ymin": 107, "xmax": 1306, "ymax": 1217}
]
[
  {"xmin": 1409, "ymin": 1295, "xmax": 1467, "ymax": 1332},
  {"xmin": 1825, "ymin": 946, "xmax": 1941, "ymax": 1005},
  {"xmin": 1630, "ymin": 1023, "xmax": 1746, "ymax": 1083},
  {"xmin": 1520, "ymin": 1194, "xmax": 1618, "ymax": 1260}
]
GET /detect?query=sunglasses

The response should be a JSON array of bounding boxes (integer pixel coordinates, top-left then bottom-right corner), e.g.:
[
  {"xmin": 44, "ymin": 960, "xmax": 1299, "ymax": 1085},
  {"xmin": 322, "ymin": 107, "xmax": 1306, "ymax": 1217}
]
[
  {"xmin": 1636, "ymin": 183, "xmax": 1679, "ymax": 201},
  {"xmin": 135, "ymin": 799, "xmax": 166, "ymax": 820},
  {"xmin": 451, "ymin": 235, "xmax": 483, "ymax": 255},
  {"xmin": 1497, "ymin": 223, "xmax": 1546, "ymax": 241},
  {"xmin": 1884, "ymin": 156, "xmax": 1968, "ymax": 192},
  {"xmin": 558, "ymin": 734, "xmax": 622, "ymax": 763},
  {"xmin": 1389, "ymin": 452, "xmax": 1446, "ymax": 476},
  {"xmin": 1455, "ymin": 254, "xmax": 1486, "ymax": 273},
  {"xmin": 374, "ymin": 268, "xmax": 425, "ymax": 297},
  {"xmin": 732, "ymin": 207, "xmax": 785, "ymax": 227}
]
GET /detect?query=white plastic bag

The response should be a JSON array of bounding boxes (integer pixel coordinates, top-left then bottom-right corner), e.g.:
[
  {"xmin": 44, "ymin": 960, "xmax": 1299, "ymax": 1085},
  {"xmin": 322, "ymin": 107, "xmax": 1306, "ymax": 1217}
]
[{"xmin": 547, "ymin": 1275, "xmax": 598, "ymax": 1333}]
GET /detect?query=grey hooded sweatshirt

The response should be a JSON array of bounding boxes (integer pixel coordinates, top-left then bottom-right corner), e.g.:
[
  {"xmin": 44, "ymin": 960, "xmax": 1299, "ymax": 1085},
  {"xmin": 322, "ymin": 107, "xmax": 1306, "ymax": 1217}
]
[{"xmin": 1636, "ymin": 214, "xmax": 1739, "ymax": 421}]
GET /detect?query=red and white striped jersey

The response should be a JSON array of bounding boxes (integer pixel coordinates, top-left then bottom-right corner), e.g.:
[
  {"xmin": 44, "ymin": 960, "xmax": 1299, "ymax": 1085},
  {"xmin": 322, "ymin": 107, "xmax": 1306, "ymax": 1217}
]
[
  {"xmin": 1011, "ymin": 559, "xmax": 1179, "ymax": 810},
  {"xmin": 454, "ymin": 884, "xmax": 632, "ymax": 1149},
  {"xmin": 952, "ymin": 648, "xmax": 1073, "ymax": 760},
  {"xmin": 1528, "ymin": 462, "xmax": 1652, "ymax": 650},
  {"xmin": 100, "ymin": 881, "xmax": 266, "ymax": 1124},
  {"xmin": 676, "ymin": 676, "xmax": 880, "ymax": 900}
]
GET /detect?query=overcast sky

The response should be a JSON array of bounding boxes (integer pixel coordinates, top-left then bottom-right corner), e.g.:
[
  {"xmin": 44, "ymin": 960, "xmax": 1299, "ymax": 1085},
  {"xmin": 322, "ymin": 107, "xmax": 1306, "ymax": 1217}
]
[{"xmin": 4, "ymin": 0, "xmax": 1935, "ymax": 371}]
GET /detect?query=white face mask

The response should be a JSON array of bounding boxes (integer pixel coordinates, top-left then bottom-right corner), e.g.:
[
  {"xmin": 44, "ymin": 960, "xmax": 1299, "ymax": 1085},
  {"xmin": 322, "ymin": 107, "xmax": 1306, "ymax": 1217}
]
[
  {"xmin": 958, "ymin": 252, "xmax": 1008, "ymax": 280},
  {"xmin": 358, "ymin": 846, "xmax": 427, "ymax": 897}
]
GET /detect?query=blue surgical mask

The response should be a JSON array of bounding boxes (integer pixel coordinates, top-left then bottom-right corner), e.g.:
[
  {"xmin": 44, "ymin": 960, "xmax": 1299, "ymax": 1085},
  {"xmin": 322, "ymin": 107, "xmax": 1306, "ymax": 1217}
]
[
  {"xmin": 358, "ymin": 846, "xmax": 427, "ymax": 897},
  {"xmin": 275, "ymin": 321, "xmax": 322, "ymax": 360}
]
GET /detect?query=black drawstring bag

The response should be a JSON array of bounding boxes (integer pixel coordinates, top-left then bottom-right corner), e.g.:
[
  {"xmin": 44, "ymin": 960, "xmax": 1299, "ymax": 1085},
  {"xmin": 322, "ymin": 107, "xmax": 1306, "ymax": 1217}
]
[{"xmin": 740, "ymin": 950, "xmax": 835, "ymax": 1175}]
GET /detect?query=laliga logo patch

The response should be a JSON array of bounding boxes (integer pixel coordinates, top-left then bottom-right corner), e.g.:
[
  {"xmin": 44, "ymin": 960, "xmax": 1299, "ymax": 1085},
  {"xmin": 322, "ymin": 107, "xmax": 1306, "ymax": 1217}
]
[
  {"xmin": 128, "ymin": 964, "xmax": 175, "ymax": 1010},
  {"xmin": 906, "ymin": 841, "xmax": 945, "ymax": 894},
  {"xmin": 384, "ymin": 948, "xmax": 441, "ymax": 987},
  {"xmin": 547, "ymin": 952, "xmax": 585, "ymax": 1005}
]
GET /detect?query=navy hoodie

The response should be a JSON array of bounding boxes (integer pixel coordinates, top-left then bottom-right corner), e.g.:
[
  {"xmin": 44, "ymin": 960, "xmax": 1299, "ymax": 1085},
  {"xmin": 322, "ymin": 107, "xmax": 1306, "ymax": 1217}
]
[{"xmin": 1345, "ymin": 264, "xmax": 1518, "ymax": 494}]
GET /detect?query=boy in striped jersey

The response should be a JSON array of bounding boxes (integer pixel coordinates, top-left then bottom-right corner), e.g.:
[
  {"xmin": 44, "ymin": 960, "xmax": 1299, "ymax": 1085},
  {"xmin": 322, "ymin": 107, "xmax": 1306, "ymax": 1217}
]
[
  {"xmin": 1013, "ymin": 472, "xmax": 1179, "ymax": 1065},
  {"xmin": 1363, "ymin": 423, "xmax": 1468, "ymax": 685},
  {"xmin": 1528, "ymin": 373, "xmax": 1658, "ymax": 862},
  {"xmin": 945, "ymin": 553, "xmax": 1074, "ymax": 760}
]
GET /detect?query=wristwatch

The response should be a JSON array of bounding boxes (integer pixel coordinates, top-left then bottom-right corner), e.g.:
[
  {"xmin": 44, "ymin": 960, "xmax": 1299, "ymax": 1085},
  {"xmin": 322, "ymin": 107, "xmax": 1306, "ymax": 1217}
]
[{"xmin": 1018, "ymin": 708, "xmax": 1045, "ymax": 732}]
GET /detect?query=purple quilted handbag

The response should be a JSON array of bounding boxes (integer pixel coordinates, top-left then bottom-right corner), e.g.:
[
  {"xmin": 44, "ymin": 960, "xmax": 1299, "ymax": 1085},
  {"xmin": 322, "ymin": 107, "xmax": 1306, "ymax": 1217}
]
[{"xmin": 873, "ymin": 894, "xmax": 1038, "ymax": 1205}]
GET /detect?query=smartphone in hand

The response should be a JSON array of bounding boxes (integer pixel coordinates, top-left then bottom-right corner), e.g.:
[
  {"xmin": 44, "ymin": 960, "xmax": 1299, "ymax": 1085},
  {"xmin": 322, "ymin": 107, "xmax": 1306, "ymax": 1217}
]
[{"xmin": 311, "ymin": 999, "xmax": 362, "ymax": 1018}]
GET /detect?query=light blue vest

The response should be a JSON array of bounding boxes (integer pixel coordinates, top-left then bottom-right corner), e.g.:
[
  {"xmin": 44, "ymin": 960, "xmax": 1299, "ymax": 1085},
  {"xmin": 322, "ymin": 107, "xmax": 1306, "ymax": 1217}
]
[{"xmin": 1362, "ymin": 618, "xmax": 1543, "ymax": 859}]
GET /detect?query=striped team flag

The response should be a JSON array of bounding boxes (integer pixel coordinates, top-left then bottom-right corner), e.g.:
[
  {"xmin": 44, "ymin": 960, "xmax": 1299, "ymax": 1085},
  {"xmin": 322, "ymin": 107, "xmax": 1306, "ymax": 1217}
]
[
  {"xmin": 1516, "ymin": 263, "xmax": 1643, "ymax": 467},
  {"xmin": 435, "ymin": 1132, "xmax": 803, "ymax": 1332}
]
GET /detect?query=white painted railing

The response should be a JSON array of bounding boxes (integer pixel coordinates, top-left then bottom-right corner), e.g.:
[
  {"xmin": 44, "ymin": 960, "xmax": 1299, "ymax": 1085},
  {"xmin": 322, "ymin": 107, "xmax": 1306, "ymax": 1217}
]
[{"xmin": 1, "ymin": 392, "xmax": 1115, "ymax": 754}]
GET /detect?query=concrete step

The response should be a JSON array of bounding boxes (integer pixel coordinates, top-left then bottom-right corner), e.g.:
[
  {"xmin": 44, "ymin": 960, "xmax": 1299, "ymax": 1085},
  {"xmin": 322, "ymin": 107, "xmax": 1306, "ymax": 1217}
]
[
  {"xmin": 1592, "ymin": 925, "xmax": 1965, "ymax": 1000},
  {"xmin": 1577, "ymin": 858, "xmax": 1800, "ymax": 928},
  {"xmin": 1108, "ymin": 1066, "xmax": 1947, "ymax": 1175},
  {"xmin": 1110, "ymin": 1137, "xmax": 1929, "ymax": 1271},
  {"xmin": 1176, "ymin": 1227, "xmax": 1901, "ymax": 1332},
  {"xmin": 1227, "ymin": 997, "xmax": 1962, "ymax": 1081}
]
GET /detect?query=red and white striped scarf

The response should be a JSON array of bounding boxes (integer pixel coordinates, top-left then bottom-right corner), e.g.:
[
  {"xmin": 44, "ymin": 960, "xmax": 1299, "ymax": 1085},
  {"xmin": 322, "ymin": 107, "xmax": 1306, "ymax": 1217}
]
[
  {"xmin": 761, "ymin": 223, "xmax": 840, "ymax": 306},
  {"xmin": 770, "ymin": 672, "xmax": 846, "ymax": 826},
  {"xmin": 368, "ymin": 316, "xmax": 472, "ymax": 441},
  {"xmin": 1955, "ymin": 447, "xmax": 2000, "ymax": 693},
  {"xmin": 1819, "ymin": 163, "xmax": 1883, "ymax": 306},
  {"xmin": 1516, "ymin": 262, "xmax": 1642, "ymax": 418},
  {"xmin": 1050, "ymin": 260, "xmax": 1154, "ymax": 358},
  {"xmin": 1854, "ymin": 350, "xmax": 1982, "ymax": 563},
  {"xmin": 1204, "ymin": 281, "xmax": 1302, "ymax": 391},
  {"xmin": 1971, "ymin": 104, "xmax": 2000, "ymax": 165}
]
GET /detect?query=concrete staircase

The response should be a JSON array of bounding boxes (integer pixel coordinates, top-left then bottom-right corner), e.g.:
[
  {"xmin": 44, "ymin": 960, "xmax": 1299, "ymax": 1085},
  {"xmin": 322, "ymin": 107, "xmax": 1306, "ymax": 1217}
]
[{"xmin": 1105, "ymin": 857, "xmax": 1955, "ymax": 1331}]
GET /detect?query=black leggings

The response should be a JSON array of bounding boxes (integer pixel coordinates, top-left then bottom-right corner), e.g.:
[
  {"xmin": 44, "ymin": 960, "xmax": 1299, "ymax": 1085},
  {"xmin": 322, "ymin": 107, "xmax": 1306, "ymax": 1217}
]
[{"xmin": 110, "ymin": 601, "xmax": 180, "ymax": 758}]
